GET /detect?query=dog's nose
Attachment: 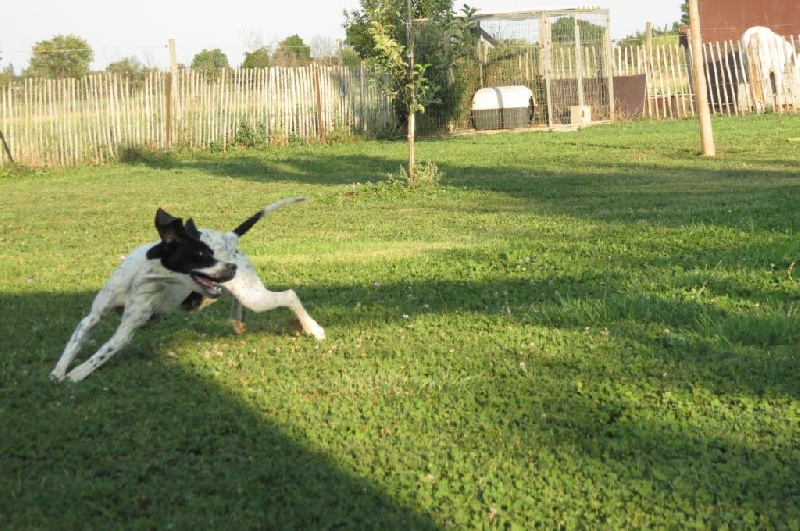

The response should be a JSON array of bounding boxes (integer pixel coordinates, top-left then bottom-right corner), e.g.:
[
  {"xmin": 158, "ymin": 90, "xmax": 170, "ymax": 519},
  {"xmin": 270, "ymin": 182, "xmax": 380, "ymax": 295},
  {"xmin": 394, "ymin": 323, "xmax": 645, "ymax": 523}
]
[{"xmin": 229, "ymin": 263, "xmax": 238, "ymax": 272}]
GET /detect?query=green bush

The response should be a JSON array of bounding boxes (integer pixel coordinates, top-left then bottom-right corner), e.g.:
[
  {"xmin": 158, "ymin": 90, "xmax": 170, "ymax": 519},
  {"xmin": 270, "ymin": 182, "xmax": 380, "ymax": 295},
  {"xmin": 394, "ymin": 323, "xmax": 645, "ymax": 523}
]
[{"xmin": 233, "ymin": 119, "xmax": 267, "ymax": 148}]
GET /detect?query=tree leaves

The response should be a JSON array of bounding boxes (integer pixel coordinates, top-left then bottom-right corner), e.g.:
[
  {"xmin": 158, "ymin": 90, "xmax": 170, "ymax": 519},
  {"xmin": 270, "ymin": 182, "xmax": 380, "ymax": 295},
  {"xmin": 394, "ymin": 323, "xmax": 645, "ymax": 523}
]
[
  {"xmin": 347, "ymin": 1, "xmax": 477, "ymax": 120},
  {"xmin": 28, "ymin": 34, "xmax": 93, "ymax": 79},
  {"xmin": 272, "ymin": 35, "xmax": 312, "ymax": 67},
  {"xmin": 191, "ymin": 49, "xmax": 230, "ymax": 71}
]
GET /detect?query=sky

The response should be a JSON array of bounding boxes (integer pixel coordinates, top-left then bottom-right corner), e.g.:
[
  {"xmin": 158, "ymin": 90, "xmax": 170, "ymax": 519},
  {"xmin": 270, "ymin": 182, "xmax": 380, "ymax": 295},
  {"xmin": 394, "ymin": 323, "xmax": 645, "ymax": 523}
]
[{"xmin": 1, "ymin": 1, "xmax": 681, "ymax": 71}]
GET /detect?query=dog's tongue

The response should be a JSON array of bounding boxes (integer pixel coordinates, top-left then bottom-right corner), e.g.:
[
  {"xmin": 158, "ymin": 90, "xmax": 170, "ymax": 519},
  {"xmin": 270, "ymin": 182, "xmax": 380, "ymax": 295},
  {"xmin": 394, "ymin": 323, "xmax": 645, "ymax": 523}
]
[{"xmin": 196, "ymin": 276, "xmax": 216, "ymax": 289}]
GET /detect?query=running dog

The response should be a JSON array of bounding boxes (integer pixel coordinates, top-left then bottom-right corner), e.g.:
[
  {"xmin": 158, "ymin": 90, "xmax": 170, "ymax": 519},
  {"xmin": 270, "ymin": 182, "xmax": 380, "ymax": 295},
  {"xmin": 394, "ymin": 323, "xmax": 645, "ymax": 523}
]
[{"xmin": 51, "ymin": 197, "xmax": 325, "ymax": 382}]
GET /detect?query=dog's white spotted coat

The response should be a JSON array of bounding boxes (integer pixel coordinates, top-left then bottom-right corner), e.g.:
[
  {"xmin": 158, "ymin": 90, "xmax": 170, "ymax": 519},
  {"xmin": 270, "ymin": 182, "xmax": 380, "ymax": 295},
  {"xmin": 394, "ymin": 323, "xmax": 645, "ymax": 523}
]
[{"xmin": 51, "ymin": 198, "xmax": 324, "ymax": 382}]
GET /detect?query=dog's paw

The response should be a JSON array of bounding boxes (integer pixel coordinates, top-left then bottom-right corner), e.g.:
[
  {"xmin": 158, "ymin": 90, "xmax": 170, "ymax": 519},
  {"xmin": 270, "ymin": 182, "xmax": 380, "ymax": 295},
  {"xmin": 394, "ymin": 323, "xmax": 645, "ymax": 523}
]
[
  {"xmin": 65, "ymin": 366, "xmax": 91, "ymax": 383},
  {"xmin": 230, "ymin": 319, "xmax": 247, "ymax": 334},
  {"xmin": 308, "ymin": 324, "xmax": 326, "ymax": 341},
  {"xmin": 49, "ymin": 370, "xmax": 66, "ymax": 382},
  {"xmin": 198, "ymin": 296, "xmax": 218, "ymax": 310}
]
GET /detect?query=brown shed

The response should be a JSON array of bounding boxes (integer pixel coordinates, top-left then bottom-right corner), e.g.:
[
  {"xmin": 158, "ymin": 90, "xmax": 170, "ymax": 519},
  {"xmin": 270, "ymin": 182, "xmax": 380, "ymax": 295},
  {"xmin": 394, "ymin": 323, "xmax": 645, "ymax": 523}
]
[{"xmin": 697, "ymin": 0, "xmax": 800, "ymax": 42}]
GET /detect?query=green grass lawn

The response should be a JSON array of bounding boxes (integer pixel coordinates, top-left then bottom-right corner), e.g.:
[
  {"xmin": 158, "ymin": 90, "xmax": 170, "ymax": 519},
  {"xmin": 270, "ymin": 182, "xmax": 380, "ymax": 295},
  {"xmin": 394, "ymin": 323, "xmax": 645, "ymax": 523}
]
[{"xmin": 1, "ymin": 114, "xmax": 798, "ymax": 528}]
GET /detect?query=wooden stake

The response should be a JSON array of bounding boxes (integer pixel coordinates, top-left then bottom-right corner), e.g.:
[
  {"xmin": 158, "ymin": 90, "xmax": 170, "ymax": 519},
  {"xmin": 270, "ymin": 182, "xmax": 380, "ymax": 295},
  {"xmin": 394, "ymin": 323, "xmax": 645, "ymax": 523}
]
[
  {"xmin": 0, "ymin": 130, "xmax": 13, "ymax": 163},
  {"xmin": 602, "ymin": 9, "xmax": 615, "ymax": 119},
  {"xmin": 165, "ymin": 73, "xmax": 172, "ymax": 147},
  {"xmin": 314, "ymin": 65, "xmax": 326, "ymax": 142},
  {"xmin": 646, "ymin": 21, "xmax": 653, "ymax": 92},
  {"xmin": 406, "ymin": 0, "xmax": 415, "ymax": 181},
  {"xmin": 688, "ymin": 0, "xmax": 715, "ymax": 157}
]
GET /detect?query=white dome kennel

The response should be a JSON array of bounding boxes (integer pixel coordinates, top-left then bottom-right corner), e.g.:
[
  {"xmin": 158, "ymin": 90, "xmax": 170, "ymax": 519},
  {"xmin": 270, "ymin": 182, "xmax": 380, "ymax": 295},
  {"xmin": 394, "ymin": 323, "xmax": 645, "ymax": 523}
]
[{"xmin": 471, "ymin": 85, "xmax": 534, "ymax": 131}]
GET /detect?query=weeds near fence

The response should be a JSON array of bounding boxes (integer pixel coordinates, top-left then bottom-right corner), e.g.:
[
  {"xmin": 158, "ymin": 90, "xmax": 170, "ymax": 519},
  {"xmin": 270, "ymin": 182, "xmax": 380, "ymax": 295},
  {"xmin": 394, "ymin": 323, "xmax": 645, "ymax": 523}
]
[
  {"xmin": 396, "ymin": 160, "xmax": 445, "ymax": 189},
  {"xmin": 232, "ymin": 118, "xmax": 267, "ymax": 148},
  {"xmin": 345, "ymin": 160, "xmax": 446, "ymax": 197}
]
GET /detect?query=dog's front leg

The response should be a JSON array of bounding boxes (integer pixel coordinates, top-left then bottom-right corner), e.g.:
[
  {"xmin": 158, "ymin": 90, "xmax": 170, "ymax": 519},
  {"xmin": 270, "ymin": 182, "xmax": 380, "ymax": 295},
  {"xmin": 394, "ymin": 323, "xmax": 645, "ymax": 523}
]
[
  {"xmin": 51, "ymin": 312, "xmax": 104, "ymax": 381},
  {"xmin": 234, "ymin": 286, "xmax": 325, "ymax": 340},
  {"xmin": 64, "ymin": 308, "xmax": 151, "ymax": 382},
  {"xmin": 222, "ymin": 261, "xmax": 325, "ymax": 340},
  {"xmin": 64, "ymin": 322, "xmax": 138, "ymax": 382},
  {"xmin": 228, "ymin": 299, "xmax": 246, "ymax": 334}
]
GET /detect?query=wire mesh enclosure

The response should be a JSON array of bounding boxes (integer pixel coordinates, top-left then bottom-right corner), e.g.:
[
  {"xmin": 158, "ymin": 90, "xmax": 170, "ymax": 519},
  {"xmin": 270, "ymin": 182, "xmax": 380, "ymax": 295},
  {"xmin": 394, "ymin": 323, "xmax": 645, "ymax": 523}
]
[{"xmin": 416, "ymin": 7, "xmax": 614, "ymax": 134}]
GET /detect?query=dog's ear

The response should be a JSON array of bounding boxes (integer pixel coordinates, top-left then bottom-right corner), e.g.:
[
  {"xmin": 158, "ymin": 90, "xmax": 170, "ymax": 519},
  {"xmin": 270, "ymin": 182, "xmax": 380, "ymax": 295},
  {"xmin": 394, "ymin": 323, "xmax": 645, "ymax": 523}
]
[
  {"xmin": 154, "ymin": 208, "xmax": 185, "ymax": 245},
  {"xmin": 184, "ymin": 218, "xmax": 201, "ymax": 239}
]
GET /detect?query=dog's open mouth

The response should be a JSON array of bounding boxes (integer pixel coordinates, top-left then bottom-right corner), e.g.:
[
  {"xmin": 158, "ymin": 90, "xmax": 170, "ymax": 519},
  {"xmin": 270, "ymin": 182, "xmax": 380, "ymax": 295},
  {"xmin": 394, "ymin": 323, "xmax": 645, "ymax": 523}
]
[{"xmin": 191, "ymin": 273, "xmax": 225, "ymax": 298}]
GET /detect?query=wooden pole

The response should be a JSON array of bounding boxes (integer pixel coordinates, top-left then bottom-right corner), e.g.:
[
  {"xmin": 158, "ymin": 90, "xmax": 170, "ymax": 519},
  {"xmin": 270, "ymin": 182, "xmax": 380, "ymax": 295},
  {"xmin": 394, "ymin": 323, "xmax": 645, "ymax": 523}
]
[
  {"xmin": 688, "ymin": 0, "xmax": 715, "ymax": 156},
  {"xmin": 167, "ymin": 39, "xmax": 179, "ymax": 147},
  {"xmin": 541, "ymin": 16, "xmax": 554, "ymax": 127},
  {"xmin": 602, "ymin": 9, "xmax": 616, "ymax": 120},
  {"xmin": 406, "ymin": 0, "xmax": 415, "ymax": 181},
  {"xmin": 646, "ymin": 22, "xmax": 655, "ymax": 117},
  {"xmin": 0, "ymin": 131, "xmax": 13, "ymax": 163},
  {"xmin": 169, "ymin": 39, "xmax": 178, "ymax": 77},
  {"xmin": 165, "ymin": 72, "xmax": 172, "ymax": 147},
  {"xmin": 574, "ymin": 16, "xmax": 585, "ymax": 109},
  {"xmin": 168, "ymin": 39, "xmax": 180, "ymax": 127},
  {"xmin": 314, "ymin": 65, "xmax": 326, "ymax": 142}
]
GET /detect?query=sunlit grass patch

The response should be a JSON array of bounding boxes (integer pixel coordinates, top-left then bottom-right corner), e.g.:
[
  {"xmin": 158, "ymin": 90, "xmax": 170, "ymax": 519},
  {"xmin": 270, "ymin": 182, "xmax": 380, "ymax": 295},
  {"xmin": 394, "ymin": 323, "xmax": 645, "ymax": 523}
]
[{"xmin": 0, "ymin": 114, "xmax": 798, "ymax": 528}]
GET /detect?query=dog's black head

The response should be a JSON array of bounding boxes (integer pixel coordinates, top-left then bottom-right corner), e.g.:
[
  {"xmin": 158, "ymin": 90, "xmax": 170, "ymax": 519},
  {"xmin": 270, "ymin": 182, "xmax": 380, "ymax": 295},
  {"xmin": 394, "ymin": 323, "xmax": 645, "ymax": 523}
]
[{"xmin": 146, "ymin": 208, "xmax": 237, "ymax": 298}]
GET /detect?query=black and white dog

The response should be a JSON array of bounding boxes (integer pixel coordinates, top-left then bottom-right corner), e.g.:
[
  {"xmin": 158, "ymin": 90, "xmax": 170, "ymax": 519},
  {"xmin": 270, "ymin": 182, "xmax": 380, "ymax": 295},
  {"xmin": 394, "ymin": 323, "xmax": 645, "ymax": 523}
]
[{"xmin": 51, "ymin": 196, "xmax": 325, "ymax": 382}]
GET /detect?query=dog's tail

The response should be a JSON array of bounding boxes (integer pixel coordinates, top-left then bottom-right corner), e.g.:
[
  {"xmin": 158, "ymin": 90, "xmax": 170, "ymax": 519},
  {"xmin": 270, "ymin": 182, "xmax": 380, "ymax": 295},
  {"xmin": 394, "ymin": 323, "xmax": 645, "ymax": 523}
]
[{"xmin": 233, "ymin": 196, "xmax": 309, "ymax": 237}]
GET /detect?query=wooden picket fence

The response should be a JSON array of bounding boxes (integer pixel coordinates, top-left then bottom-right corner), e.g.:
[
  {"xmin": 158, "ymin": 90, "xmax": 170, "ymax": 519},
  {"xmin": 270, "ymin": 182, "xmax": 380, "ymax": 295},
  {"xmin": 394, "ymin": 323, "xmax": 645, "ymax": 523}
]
[
  {"xmin": 1, "ymin": 38, "xmax": 799, "ymax": 167},
  {"xmin": 613, "ymin": 36, "xmax": 800, "ymax": 119},
  {"xmin": 472, "ymin": 37, "xmax": 799, "ymax": 125},
  {"xmin": 0, "ymin": 65, "xmax": 395, "ymax": 167},
  {"xmin": 614, "ymin": 43, "xmax": 695, "ymax": 119}
]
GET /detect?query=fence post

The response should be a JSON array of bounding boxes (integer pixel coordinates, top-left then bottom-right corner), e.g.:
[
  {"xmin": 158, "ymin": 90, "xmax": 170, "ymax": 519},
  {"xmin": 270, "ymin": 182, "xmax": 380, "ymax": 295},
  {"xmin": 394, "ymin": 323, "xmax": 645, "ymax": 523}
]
[
  {"xmin": 646, "ymin": 22, "xmax": 654, "ymax": 117},
  {"xmin": 314, "ymin": 65, "xmax": 326, "ymax": 142},
  {"xmin": 0, "ymin": 131, "xmax": 13, "ymax": 163},
  {"xmin": 603, "ymin": 9, "xmax": 616, "ymax": 120},
  {"xmin": 165, "ymin": 72, "xmax": 172, "ymax": 148},
  {"xmin": 540, "ymin": 16, "xmax": 554, "ymax": 127},
  {"xmin": 688, "ymin": 0, "xmax": 715, "ymax": 157},
  {"xmin": 573, "ymin": 16, "xmax": 585, "ymax": 109}
]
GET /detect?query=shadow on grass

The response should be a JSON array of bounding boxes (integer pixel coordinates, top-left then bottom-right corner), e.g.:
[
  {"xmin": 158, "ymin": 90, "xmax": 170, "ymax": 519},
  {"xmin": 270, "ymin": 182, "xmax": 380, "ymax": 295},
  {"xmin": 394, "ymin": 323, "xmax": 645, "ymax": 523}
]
[
  {"xmin": 309, "ymin": 274, "xmax": 799, "ymax": 394},
  {"xmin": 0, "ymin": 290, "xmax": 438, "ymax": 529},
  {"xmin": 299, "ymin": 274, "xmax": 799, "ymax": 519},
  {"xmin": 468, "ymin": 372, "xmax": 799, "ymax": 521},
  {"xmin": 125, "ymin": 143, "xmax": 800, "ymax": 234},
  {"xmin": 0, "ymin": 259, "xmax": 797, "ymax": 525}
]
